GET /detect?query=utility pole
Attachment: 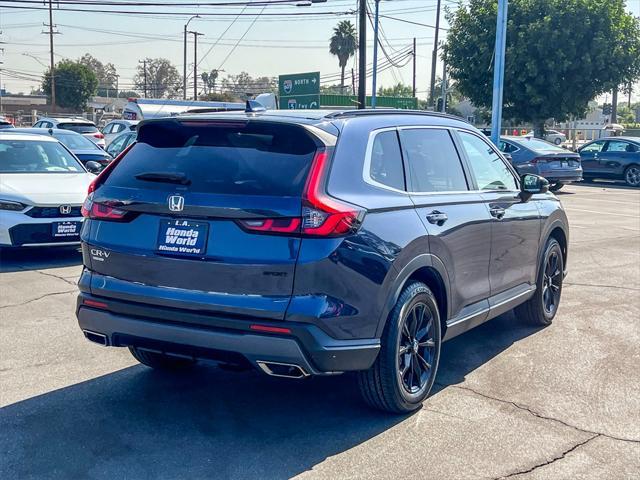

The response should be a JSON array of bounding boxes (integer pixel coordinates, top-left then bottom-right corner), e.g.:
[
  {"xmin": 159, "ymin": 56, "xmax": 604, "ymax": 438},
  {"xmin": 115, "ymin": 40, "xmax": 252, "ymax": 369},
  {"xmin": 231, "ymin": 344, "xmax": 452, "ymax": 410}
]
[
  {"xmin": 440, "ymin": 58, "xmax": 447, "ymax": 113},
  {"xmin": 490, "ymin": 0, "xmax": 508, "ymax": 146},
  {"xmin": 611, "ymin": 86, "xmax": 618, "ymax": 124},
  {"xmin": 45, "ymin": 0, "xmax": 57, "ymax": 112},
  {"xmin": 351, "ymin": 68, "xmax": 356, "ymax": 95},
  {"xmin": 189, "ymin": 31, "xmax": 204, "ymax": 101},
  {"xmin": 139, "ymin": 60, "xmax": 148, "ymax": 98},
  {"xmin": 428, "ymin": 0, "xmax": 442, "ymax": 109},
  {"xmin": 357, "ymin": 0, "xmax": 367, "ymax": 109},
  {"xmin": 412, "ymin": 37, "xmax": 417, "ymax": 98},
  {"xmin": 183, "ymin": 15, "xmax": 199, "ymax": 100},
  {"xmin": 371, "ymin": 0, "xmax": 380, "ymax": 108},
  {"xmin": 114, "ymin": 73, "xmax": 119, "ymax": 99}
]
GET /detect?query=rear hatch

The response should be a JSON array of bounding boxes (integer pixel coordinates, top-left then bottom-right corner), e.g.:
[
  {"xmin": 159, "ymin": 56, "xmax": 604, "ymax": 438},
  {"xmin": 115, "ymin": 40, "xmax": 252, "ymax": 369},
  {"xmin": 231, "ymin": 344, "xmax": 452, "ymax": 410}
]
[{"xmin": 83, "ymin": 118, "xmax": 333, "ymax": 320}]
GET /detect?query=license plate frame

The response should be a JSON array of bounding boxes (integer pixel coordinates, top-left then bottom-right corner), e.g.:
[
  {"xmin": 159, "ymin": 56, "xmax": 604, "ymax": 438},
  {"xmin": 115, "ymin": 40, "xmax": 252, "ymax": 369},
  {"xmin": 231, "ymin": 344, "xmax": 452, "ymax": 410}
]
[
  {"xmin": 156, "ymin": 219, "xmax": 209, "ymax": 257},
  {"xmin": 51, "ymin": 221, "xmax": 81, "ymax": 238}
]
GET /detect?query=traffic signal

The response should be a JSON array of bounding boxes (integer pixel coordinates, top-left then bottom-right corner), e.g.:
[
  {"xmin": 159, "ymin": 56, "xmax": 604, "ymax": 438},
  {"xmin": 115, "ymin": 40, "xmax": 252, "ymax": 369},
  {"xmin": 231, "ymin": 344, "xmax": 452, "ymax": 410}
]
[
  {"xmin": 436, "ymin": 97, "xmax": 447, "ymax": 112},
  {"xmin": 603, "ymin": 103, "xmax": 612, "ymax": 116}
]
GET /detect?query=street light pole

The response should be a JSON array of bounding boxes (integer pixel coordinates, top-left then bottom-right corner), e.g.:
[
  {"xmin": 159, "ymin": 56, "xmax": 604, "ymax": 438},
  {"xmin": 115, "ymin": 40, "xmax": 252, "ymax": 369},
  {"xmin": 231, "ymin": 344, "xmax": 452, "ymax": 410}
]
[
  {"xmin": 183, "ymin": 15, "xmax": 199, "ymax": 100},
  {"xmin": 189, "ymin": 31, "xmax": 204, "ymax": 101},
  {"xmin": 490, "ymin": 0, "xmax": 508, "ymax": 146},
  {"xmin": 357, "ymin": 0, "xmax": 367, "ymax": 109},
  {"xmin": 428, "ymin": 0, "xmax": 442, "ymax": 109},
  {"xmin": 371, "ymin": 0, "xmax": 380, "ymax": 109}
]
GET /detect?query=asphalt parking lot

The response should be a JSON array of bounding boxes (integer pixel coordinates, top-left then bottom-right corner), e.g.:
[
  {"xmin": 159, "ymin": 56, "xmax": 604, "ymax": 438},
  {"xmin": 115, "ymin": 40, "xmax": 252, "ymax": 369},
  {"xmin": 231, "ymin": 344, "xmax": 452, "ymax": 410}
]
[{"xmin": 1, "ymin": 182, "xmax": 639, "ymax": 480}]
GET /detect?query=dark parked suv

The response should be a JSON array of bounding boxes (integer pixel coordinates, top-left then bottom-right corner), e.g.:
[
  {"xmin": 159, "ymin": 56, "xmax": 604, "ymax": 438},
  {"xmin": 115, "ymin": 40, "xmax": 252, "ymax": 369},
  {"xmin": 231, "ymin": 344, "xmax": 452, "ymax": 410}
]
[{"xmin": 76, "ymin": 109, "xmax": 569, "ymax": 413}]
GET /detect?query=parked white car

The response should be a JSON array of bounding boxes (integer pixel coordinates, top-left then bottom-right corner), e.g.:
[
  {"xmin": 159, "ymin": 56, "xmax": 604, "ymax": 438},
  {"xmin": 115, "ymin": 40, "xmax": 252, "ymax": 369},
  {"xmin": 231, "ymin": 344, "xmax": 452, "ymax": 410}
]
[
  {"xmin": 525, "ymin": 129, "xmax": 567, "ymax": 145},
  {"xmin": 101, "ymin": 119, "xmax": 139, "ymax": 147},
  {"xmin": 0, "ymin": 133, "xmax": 95, "ymax": 247},
  {"xmin": 33, "ymin": 117, "xmax": 105, "ymax": 148}
]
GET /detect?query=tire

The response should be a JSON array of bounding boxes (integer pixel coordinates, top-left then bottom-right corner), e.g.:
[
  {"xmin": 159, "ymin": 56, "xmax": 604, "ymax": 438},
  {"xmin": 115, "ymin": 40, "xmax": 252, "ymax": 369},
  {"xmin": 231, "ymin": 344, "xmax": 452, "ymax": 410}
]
[
  {"xmin": 129, "ymin": 346, "xmax": 197, "ymax": 370},
  {"xmin": 624, "ymin": 165, "xmax": 640, "ymax": 187},
  {"xmin": 515, "ymin": 238, "xmax": 564, "ymax": 327},
  {"xmin": 553, "ymin": 137, "xmax": 562, "ymax": 145},
  {"xmin": 549, "ymin": 182, "xmax": 564, "ymax": 192},
  {"xmin": 358, "ymin": 282, "xmax": 441, "ymax": 414}
]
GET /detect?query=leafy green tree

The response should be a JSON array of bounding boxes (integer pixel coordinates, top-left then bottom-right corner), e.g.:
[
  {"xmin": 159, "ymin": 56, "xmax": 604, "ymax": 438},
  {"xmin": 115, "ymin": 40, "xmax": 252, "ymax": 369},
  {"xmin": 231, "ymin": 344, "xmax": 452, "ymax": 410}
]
[
  {"xmin": 42, "ymin": 60, "xmax": 98, "ymax": 110},
  {"xmin": 220, "ymin": 72, "xmax": 277, "ymax": 97},
  {"xmin": 201, "ymin": 69, "xmax": 219, "ymax": 95},
  {"xmin": 134, "ymin": 58, "xmax": 182, "ymax": 98},
  {"xmin": 329, "ymin": 20, "xmax": 357, "ymax": 94},
  {"xmin": 78, "ymin": 54, "xmax": 118, "ymax": 97},
  {"xmin": 378, "ymin": 83, "xmax": 413, "ymax": 97},
  {"xmin": 443, "ymin": 0, "xmax": 640, "ymax": 135}
]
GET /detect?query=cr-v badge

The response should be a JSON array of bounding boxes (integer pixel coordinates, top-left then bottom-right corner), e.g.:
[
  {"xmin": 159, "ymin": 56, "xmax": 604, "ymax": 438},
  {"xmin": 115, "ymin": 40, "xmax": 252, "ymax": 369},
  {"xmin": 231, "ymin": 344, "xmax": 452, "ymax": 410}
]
[
  {"xmin": 90, "ymin": 248, "xmax": 111, "ymax": 262},
  {"xmin": 168, "ymin": 195, "xmax": 185, "ymax": 212}
]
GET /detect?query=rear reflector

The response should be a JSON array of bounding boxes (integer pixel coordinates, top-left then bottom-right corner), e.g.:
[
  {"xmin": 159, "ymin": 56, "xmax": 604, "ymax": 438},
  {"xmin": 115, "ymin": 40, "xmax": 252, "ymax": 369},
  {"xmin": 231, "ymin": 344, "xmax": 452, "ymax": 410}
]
[
  {"xmin": 250, "ymin": 324, "xmax": 292, "ymax": 334},
  {"xmin": 83, "ymin": 299, "xmax": 108, "ymax": 309},
  {"xmin": 237, "ymin": 218, "xmax": 301, "ymax": 234}
]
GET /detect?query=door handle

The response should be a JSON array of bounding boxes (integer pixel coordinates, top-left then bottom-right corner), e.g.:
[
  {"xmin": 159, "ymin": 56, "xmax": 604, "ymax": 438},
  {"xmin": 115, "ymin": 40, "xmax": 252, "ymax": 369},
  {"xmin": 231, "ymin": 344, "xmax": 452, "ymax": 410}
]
[
  {"xmin": 426, "ymin": 210, "xmax": 448, "ymax": 225},
  {"xmin": 490, "ymin": 207, "xmax": 506, "ymax": 219}
]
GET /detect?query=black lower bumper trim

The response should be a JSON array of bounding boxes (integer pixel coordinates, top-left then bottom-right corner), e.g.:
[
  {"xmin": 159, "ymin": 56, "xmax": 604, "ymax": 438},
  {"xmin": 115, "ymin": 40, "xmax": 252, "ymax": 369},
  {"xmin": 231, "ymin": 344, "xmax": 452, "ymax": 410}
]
[{"xmin": 76, "ymin": 294, "xmax": 380, "ymax": 374}]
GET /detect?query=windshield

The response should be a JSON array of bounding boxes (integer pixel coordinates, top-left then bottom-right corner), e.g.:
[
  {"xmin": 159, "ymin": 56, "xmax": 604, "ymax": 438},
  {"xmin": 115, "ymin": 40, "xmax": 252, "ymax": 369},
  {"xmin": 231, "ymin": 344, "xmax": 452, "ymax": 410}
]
[
  {"xmin": 0, "ymin": 139, "xmax": 85, "ymax": 173},
  {"xmin": 520, "ymin": 138, "xmax": 565, "ymax": 152},
  {"xmin": 54, "ymin": 132, "xmax": 102, "ymax": 151},
  {"xmin": 57, "ymin": 123, "xmax": 98, "ymax": 134}
]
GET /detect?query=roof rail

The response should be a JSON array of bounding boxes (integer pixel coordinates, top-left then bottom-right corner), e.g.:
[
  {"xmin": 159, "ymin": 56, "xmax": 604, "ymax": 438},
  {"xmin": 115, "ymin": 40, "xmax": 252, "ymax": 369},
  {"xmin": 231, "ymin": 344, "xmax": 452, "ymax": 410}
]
[{"xmin": 324, "ymin": 109, "xmax": 467, "ymax": 123}]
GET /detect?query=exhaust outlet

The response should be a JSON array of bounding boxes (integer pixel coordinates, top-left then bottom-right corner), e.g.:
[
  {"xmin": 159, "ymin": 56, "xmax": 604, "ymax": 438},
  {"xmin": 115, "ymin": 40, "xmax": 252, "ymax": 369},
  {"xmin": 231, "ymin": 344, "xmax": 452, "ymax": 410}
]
[
  {"xmin": 83, "ymin": 329, "xmax": 109, "ymax": 346},
  {"xmin": 257, "ymin": 361, "xmax": 309, "ymax": 379}
]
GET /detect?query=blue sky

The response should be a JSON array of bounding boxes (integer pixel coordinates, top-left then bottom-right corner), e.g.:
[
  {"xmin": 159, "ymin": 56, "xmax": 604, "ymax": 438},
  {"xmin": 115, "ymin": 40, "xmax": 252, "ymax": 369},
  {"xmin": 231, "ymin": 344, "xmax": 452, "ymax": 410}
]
[{"xmin": 1, "ymin": 0, "xmax": 639, "ymax": 100}]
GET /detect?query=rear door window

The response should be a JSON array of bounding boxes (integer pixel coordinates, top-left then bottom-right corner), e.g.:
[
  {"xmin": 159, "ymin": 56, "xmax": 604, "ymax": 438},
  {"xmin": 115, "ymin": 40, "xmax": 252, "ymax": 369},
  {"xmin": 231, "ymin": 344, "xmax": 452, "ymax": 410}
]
[
  {"xmin": 104, "ymin": 120, "xmax": 318, "ymax": 196},
  {"xmin": 400, "ymin": 128, "xmax": 468, "ymax": 192},
  {"xmin": 605, "ymin": 141, "xmax": 638, "ymax": 153},
  {"xmin": 369, "ymin": 130, "xmax": 405, "ymax": 190}
]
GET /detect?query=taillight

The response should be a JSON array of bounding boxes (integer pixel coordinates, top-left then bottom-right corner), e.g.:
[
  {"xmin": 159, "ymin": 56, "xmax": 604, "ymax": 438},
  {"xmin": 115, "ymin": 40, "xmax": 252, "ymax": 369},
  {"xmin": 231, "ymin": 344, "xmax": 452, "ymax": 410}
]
[
  {"xmin": 86, "ymin": 143, "xmax": 133, "ymax": 195},
  {"xmin": 81, "ymin": 194, "xmax": 127, "ymax": 221},
  {"xmin": 301, "ymin": 150, "xmax": 364, "ymax": 237},
  {"xmin": 530, "ymin": 157, "xmax": 547, "ymax": 165},
  {"xmin": 93, "ymin": 132, "xmax": 105, "ymax": 139},
  {"xmin": 237, "ymin": 218, "xmax": 301, "ymax": 234}
]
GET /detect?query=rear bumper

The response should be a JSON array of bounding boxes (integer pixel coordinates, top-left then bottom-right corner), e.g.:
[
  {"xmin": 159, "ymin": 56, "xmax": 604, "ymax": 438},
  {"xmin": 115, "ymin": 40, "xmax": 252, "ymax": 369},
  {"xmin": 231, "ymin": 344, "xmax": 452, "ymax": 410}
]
[{"xmin": 76, "ymin": 293, "xmax": 380, "ymax": 375}]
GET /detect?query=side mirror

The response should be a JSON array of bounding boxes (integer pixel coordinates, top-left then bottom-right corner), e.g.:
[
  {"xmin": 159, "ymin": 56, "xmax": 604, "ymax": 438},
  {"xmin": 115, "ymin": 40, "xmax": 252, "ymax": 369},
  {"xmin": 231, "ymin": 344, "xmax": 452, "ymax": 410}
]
[
  {"xmin": 520, "ymin": 174, "xmax": 549, "ymax": 201},
  {"xmin": 85, "ymin": 161, "xmax": 102, "ymax": 174}
]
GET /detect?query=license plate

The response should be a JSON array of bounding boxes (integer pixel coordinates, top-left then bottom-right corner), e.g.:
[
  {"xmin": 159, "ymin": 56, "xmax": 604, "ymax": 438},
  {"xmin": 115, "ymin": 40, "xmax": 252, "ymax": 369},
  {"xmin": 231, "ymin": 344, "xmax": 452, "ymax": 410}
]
[
  {"xmin": 51, "ymin": 221, "xmax": 81, "ymax": 238},
  {"xmin": 157, "ymin": 219, "xmax": 208, "ymax": 257}
]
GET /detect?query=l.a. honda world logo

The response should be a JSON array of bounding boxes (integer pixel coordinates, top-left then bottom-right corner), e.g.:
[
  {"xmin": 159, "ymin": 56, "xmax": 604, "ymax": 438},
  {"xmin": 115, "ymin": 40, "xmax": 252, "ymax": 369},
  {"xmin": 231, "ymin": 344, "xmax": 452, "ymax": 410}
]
[
  {"xmin": 59, "ymin": 205, "xmax": 72, "ymax": 215},
  {"xmin": 283, "ymin": 79, "xmax": 293, "ymax": 94},
  {"xmin": 168, "ymin": 195, "xmax": 185, "ymax": 212}
]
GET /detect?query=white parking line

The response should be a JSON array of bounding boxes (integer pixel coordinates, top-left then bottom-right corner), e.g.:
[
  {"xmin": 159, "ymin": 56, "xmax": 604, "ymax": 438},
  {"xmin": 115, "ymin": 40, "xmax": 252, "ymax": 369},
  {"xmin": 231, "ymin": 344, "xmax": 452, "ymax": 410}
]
[{"xmin": 564, "ymin": 207, "xmax": 640, "ymax": 218}]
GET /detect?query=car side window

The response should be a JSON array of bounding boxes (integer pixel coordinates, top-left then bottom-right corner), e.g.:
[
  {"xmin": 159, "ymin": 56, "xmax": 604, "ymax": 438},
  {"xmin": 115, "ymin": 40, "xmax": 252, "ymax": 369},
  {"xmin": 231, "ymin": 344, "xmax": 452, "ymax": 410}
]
[
  {"xmin": 123, "ymin": 133, "xmax": 137, "ymax": 148},
  {"xmin": 400, "ymin": 128, "xmax": 468, "ymax": 192},
  {"xmin": 580, "ymin": 141, "xmax": 605, "ymax": 153},
  {"xmin": 103, "ymin": 124, "xmax": 113, "ymax": 134},
  {"xmin": 113, "ymin": 124, "xmax": 124, "ymax": 133},
  {"xmin": 499, "ymin": 141, "xmax": 518, "ymax": 153},
  {"xmin": 458, "ymin": 131, "xmax": 518, "ymax": 191},
  {"xmin": 369, "ymin": 130, "xmax": 405, "ymax": 190},
  {"xmin": 606, "ymin": 141, "xmax": 637, "ymax": 153},
  {"xmin": 106, "ymin": 135, "xmax": 126, "ymax": 156}
]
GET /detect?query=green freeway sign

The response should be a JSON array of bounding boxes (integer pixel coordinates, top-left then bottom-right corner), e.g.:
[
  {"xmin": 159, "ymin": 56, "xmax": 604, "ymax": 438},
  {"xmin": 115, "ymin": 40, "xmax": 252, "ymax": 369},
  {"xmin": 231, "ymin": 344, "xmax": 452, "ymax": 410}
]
[{"xmin": 278, "ymin": 71, "xmax": 320, "ymax": 109}]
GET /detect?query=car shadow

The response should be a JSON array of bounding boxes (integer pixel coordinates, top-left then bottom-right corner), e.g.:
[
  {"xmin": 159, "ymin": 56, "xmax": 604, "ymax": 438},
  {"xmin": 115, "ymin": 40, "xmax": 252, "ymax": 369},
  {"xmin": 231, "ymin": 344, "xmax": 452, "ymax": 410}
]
[
  {"xmin": 0, "ymin": 311, "xmax": 540, "ymax": 479},
  {"xmin": 577, "ymin": 180, "xmax": 636, "ymax": 190},
  {"xmin": 0, "ymin": 246, "xmax": 82, "ymax": 273}
]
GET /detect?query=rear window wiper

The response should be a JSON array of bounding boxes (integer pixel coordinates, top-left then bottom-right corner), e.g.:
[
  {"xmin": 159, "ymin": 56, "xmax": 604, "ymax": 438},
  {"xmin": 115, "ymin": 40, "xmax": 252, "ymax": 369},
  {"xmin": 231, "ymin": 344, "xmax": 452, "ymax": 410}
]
[{"xmin": 134, "ymin": 171, "xmax": 191, "ymax": 185}]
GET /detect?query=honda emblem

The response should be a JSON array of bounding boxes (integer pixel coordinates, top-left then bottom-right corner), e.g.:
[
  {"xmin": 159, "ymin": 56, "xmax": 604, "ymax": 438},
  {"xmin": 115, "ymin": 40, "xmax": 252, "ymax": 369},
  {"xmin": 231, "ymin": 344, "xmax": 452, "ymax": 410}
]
[
  {"xmin": 59, "ymin": 205, "xmax": 72, "ymax": 215},
  {"xmin": 168, "ymin": 195, "xmax": 185, "ymax": 212}
]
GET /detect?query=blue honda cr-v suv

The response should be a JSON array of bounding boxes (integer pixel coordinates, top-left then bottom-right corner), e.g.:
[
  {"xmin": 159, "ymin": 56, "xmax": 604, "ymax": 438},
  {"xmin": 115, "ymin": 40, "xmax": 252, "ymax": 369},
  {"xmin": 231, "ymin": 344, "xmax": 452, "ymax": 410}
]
[{"xmin": 76, "ymin": 109, "xmax": 568, "ymax": 413}]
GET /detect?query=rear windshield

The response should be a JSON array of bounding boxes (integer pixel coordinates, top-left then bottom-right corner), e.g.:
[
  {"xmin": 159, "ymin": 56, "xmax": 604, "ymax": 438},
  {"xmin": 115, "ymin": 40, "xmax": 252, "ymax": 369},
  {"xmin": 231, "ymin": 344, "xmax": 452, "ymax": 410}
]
[
  {"xmin": 104, "ymin": 120, "xmax": 318, "ymax": 196},
  {"xmin": 0, "ymin": 139, "xmax": 85, "ymax": 173},
  {"xmin": 521, "ymin": 138, "xmax": 565, "ymax": 152},
  {"xmin": 58, "ymin": 123, "xmax": 98, "ymax": 134},
  {"xmin": 55, "ymin": 132, "xmax": 102, "ymax": 150}
]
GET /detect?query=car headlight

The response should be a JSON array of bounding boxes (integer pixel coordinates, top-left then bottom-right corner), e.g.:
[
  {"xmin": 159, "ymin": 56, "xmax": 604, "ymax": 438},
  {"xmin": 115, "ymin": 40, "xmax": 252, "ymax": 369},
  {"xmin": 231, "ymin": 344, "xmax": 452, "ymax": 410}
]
[{"xmin": 0, "ymin": 200, "xmax": 27, "ymax": 211}]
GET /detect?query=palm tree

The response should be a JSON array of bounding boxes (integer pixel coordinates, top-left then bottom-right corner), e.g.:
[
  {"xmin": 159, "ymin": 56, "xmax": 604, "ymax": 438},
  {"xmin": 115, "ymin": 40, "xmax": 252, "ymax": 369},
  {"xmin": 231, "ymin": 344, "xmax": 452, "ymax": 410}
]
[{"xmin": 329, "ymin": 20, "xmax": 357, "ymax": 94}]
